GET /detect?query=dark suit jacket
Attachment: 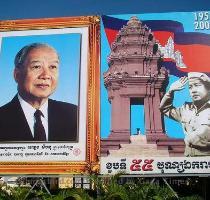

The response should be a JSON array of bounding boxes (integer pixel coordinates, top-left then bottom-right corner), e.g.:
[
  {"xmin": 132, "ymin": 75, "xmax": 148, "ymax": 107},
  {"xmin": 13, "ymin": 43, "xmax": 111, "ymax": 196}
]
[{"xmin": 0, "ymin": 96, "xmax": 78, "ymax": 142}]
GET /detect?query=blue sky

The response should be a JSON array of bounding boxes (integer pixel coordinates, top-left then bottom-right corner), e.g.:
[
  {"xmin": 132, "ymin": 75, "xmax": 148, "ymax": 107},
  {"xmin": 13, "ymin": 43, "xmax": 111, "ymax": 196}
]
[
  {"xmin": 100, "ymin": 11, "xmax": 210, "ymax": 138},
  {"xmin": 0, "ymin": 0, "xmax": 209, "ymax": 20},
  {"xmin": 0, "ymin": 33, "xmax": 81, "ymax": 106}
]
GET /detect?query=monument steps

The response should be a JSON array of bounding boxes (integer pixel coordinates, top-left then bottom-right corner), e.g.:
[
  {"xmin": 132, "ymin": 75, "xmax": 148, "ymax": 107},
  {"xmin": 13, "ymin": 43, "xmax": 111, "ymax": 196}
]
[
  {"xmin": 101, "ymin": 135, "xmax": 185, "ymax": 157},
  {"xmin": 120, "ymin": 143, "xmax": 158, "ymax": 149},
  {"xmin": 107, "ymin": 135, "xmax": 169, "ymax": 157},
  {"xmin": 101, "ymin": 139, "xmax": 130, "ymax": 146},
  {"xmin": 108, "ymin": 150, "xmax": 170, "ymax": 157},
  {"xmin": 156, "ymin": 138, "xmax": 185, "ymax": 156}
]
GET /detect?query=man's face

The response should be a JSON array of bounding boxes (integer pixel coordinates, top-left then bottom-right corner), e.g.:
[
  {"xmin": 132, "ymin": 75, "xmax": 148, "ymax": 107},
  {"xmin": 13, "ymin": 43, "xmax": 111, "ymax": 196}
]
[
  {"xmin": 14, "ymin": 46, "xmax": 59, "ymax": 104},
  {"xmin": 189, "ymin": 78, "xmax": 209, "ymax": 103}
]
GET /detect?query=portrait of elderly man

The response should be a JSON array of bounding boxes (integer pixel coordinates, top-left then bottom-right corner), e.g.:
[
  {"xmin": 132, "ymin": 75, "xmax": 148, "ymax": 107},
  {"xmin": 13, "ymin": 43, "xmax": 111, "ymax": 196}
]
[
  {"xmin": 160, "ymin": 72, "xmax": 210, "ymax": 156},
  {"xmin": 0, "ymin": 43, "xmax": 78, "ymax": 142}
]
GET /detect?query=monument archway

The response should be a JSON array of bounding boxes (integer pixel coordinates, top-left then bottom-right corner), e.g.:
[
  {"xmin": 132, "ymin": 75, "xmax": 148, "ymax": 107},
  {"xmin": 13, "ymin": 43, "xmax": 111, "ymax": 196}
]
[{"xmin": 103, "ymin": 16, "xmax": 168, "ymax": 142}]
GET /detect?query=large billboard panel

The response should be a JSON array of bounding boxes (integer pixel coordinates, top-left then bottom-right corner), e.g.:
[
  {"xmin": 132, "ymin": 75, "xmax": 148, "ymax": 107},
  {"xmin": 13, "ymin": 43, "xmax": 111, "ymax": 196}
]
[
  {"xmin": 0, "ymin": 16, "xmax": 100, "ymax": 174},
  {"xmin": 0, "ymin": 11, "xmax": 210, "ymax": 176},
  {"xmin": 100, "ymin": 11, "xmax": 210, "ymax": 175}
]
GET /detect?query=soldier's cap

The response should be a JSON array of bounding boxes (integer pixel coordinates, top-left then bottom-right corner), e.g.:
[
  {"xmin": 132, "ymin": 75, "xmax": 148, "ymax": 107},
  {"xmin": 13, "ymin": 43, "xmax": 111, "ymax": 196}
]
[{"xmin": 188, "ymin": 72, "xmax": 210, "ymax": 83}]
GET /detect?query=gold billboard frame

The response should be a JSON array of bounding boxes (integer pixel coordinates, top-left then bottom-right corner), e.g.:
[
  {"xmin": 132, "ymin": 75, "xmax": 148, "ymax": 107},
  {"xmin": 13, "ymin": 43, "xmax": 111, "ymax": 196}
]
[{"xmin": 0, "ymin": 16, "xmax": 100, "ymax": 174}]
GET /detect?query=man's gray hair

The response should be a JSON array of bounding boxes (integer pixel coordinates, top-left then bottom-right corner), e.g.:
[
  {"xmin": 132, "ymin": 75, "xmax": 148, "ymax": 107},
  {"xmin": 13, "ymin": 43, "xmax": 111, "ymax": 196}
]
[{"xmin": 14, "ymin": 43, "xmax": 58, "ymax": 68}]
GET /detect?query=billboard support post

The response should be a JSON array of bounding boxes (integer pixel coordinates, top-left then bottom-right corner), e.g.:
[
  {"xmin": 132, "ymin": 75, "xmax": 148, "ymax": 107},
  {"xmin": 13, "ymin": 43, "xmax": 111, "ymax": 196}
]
[{"xmin": 24, "ymin": 177, "xmax": 52, "ymax": 200}]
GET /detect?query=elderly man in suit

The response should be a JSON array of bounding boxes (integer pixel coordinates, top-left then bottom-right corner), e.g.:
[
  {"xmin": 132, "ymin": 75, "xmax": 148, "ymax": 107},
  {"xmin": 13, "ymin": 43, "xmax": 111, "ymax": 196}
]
[
  {"xmin": 0, "ymin": 43, "xmax": 77, "ymax": 142},
  {"xmin": 160, "ymin": 72, "xmax": 210, "ymax": 156}
]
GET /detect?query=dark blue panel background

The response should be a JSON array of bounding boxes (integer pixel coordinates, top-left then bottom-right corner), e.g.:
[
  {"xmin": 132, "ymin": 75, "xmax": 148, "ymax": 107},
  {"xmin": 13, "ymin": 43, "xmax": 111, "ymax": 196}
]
[{"xmin": 0, "ymin": 0, "xmax": 210, "ymax": 19}]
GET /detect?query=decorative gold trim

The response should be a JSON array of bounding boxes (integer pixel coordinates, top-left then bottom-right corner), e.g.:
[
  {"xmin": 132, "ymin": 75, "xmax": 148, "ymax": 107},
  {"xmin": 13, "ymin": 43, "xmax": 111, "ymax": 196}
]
[{"xmin": 0, "ymin": 16, "xmax": 100, "ymax": 174}]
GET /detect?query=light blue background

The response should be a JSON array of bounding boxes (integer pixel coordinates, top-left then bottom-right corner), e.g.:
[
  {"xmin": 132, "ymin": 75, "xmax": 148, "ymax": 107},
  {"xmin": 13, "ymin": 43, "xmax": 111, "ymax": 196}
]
[{"xmin": 0, "ymin": 34, "xmax": 81, "ymax": 106}]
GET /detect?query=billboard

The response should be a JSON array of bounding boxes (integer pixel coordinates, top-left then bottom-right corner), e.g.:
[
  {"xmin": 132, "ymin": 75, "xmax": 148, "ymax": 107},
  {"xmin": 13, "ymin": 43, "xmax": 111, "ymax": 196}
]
[
  {"xmin": 100, "ymin": 11, "xmax": 210, "ymax": 175},
  {"xmin": 0, "ymin": 16, "xmax": 100, "ymax": 174},
  {"xmin": 0, "ymin": 11, "xmax": 210, "ymax": 176}
]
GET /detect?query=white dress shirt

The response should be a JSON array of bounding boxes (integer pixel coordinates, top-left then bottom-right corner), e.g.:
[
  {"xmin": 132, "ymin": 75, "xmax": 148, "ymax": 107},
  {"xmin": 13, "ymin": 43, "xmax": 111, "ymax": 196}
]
[{"xmin": 18, "ymin": 94, "xmax": 49, "ymax": 140}]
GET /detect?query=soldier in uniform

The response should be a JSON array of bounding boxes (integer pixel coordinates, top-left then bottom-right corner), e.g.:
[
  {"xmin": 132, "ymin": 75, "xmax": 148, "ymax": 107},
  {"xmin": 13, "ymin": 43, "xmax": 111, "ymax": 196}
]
[{"xmin": 160, "ymin": 72, "xmax": 210, "ymax": 156}]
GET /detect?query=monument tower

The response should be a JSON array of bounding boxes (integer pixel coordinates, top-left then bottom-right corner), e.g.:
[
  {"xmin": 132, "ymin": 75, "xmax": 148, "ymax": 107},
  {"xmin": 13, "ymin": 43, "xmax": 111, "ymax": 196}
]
[{"xmin": 103, "ymin": 16, "xmax": 169, "ymax": 142}]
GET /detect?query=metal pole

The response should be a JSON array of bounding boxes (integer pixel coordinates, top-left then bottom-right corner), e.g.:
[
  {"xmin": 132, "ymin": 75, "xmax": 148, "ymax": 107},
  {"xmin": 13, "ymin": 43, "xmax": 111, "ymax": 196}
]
[
  {"xmin": 24, "ymin": 178, "xmax": 51, "ymax": 200},
  {"xmin": 162, "ymin": 177, "xmax": 179, "ymax": 199}
]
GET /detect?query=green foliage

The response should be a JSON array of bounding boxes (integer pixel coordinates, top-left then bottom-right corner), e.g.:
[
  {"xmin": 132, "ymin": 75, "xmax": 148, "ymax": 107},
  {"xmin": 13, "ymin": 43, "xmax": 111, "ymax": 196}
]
[
  {"xmin": 127, "ymin": 182, "xmax": 176, "ymax": 200},
  {"xmin": 10, "ymin": 187, "xmax": 30, "ymax": 200},
  {"xmin": 91, "ymin": 173, "xmax": 129, "ymax": 200},
  {"xmin": 179, "ymin": 195, "xmax": 204, "ymax": 200},
  {"xmin": 92, "ymin": 174, "xmax": 176, "ymax": 200},
  {"xmin": 43, "ymin": 188, "xmax": 93, "ymax": 200},
  {"xmin": 0, "ymin": 176, "xmax": 205, "ymax": 200},
  {"xmin": 101, "ymin": 182, "xmax": 128, "ymax": 200},
  {"xmin": 26, "ymin": 189, "xmax": 52, "ymax": 200},
  {"xmin": 0, "ymin": 188, "xmax": 11, "ymax": 200}
]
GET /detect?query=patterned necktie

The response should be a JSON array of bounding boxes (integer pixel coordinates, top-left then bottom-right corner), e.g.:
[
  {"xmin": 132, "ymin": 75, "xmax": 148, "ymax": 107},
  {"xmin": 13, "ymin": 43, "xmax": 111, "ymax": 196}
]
[{"xmin": 34, "ymin": 109, "xmax": 46, "ymax": 141}]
